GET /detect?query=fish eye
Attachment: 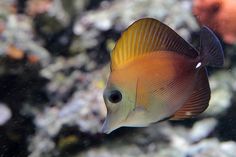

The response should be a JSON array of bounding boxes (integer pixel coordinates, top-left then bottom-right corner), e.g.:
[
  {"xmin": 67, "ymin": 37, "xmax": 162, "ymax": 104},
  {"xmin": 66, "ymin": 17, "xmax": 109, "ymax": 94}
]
[{"xmin": 108, "ymin": 90, "xmax": 122, "ymax": 103}]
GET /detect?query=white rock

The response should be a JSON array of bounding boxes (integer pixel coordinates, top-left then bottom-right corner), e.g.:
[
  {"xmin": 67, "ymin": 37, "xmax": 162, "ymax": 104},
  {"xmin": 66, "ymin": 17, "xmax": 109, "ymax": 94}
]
[
  {"xmin": 189, "ymin": 118, "xmax": 217, "ymax": 142},
  {"xmin": 220, "ymin": 141, "xmax": 236, "ymax": 157},
  {"xmin": 0, "ymin": 103, "xmax": 11, "ymax": 125}
]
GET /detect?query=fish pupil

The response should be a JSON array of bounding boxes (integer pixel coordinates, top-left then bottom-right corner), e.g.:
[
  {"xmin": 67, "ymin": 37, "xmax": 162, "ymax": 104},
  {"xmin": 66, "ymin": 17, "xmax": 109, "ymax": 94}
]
[{"xmin": 108, "ymin": 90, "xmax": 122, "ymax": 103}]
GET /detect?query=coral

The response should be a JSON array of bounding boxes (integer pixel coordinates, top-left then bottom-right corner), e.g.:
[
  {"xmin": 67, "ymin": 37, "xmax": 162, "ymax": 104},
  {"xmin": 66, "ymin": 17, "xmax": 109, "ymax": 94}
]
[{"xmin": 193, "ymin": 0, "xmax": 236, "ymax": 44}]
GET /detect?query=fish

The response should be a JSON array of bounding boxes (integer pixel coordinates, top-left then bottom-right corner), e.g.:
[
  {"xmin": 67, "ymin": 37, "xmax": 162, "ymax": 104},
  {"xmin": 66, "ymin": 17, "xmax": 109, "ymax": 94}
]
[
  {"xmin": 193, "ymin": 0, "xmax": 236, "ymax": 44},
  {"xmin": 102, "ymin": 18, "xmax": 224, "ymax": 134}
]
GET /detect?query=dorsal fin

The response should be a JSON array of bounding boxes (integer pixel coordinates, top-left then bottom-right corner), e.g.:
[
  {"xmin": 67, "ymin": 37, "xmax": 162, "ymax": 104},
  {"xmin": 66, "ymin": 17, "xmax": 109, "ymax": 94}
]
[{"xmin": 111, "ymin": 18, "xmax": 198, "ymax": 70}]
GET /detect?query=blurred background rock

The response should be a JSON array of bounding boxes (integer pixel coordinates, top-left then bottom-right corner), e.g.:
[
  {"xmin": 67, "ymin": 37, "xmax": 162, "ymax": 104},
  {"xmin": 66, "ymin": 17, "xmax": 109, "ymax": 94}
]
[{"xmin": 0, "ymin": 0, "xmax": 236, "ymax": 157}]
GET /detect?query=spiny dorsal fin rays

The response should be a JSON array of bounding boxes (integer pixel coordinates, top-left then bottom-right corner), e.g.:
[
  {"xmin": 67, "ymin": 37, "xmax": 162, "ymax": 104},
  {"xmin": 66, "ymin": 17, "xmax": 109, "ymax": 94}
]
[{"xmin": 111, "ymin": 18, "xmax": 199, "ymax": 70}]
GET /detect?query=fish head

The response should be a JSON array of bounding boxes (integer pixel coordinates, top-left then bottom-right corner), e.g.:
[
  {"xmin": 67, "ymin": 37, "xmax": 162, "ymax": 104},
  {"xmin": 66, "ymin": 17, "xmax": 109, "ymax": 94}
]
[
  {"xmin": 102, "ymin": 71, "xmax": 139, "ymax": 134},
  {"xmin": 102, "ymin": 69, "xmax": 161, "ymax": 134}
]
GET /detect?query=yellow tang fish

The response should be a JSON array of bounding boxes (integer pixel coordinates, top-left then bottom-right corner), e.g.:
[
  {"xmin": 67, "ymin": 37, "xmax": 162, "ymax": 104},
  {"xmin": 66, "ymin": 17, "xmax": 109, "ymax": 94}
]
[{"xmin": 102, "ymin": 18, "xmax": 224, "ymax": 134}]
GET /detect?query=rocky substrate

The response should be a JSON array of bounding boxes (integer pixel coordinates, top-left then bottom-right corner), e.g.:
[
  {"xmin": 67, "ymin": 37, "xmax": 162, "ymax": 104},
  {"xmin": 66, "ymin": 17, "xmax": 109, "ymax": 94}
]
[{"xmin": 0, "ymin": 0, "xmax": 236, "ymax": 157}]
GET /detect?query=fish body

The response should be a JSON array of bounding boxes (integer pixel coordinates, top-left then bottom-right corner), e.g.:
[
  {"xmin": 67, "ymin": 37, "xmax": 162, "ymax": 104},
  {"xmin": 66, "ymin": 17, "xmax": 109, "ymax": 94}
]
[
  {"xmin": 193, "ymin": 0, "xmax": 236, "ymax": 44},
  {"xmin": 102, "ymin": 18, "xmax": 224, "ymax": 134}
]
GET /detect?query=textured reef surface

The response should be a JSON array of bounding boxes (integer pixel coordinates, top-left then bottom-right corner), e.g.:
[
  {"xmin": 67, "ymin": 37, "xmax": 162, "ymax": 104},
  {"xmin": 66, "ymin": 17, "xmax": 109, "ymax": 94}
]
[{"xmin": 0, "ymin": 0, "xmax": 236, "ymax": 157}]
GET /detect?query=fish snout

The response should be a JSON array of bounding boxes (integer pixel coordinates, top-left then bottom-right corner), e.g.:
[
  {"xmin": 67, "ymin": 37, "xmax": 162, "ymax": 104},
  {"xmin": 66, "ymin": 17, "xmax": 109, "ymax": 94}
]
[
  {"xmin": 101, "ymin": 116, "xmax": 111, "ymax": 134},
  {"xmin": 101, "ymin": 113, "xmax": 123, "ymax": 134}
]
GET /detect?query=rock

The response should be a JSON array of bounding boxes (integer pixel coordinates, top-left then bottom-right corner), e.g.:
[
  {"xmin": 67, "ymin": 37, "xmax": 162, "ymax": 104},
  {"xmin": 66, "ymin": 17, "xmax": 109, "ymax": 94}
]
[
  {"xmin": 74, "ymin": 0, "xmax": 198, "ymax": 39},
  {"xmin": 0, "ymin": 13, "xmax": 50, "ymax": 65},
  {"xmin": 0, "ymin": 102, "xmax": 11, "ymax": 125},
  {"xmin": 155, "ymin": 148, "xmax": 186, "ymax": 157},
  {"xmin": 189, "ymin": 118, "xmax": 217, "ymax": 142},
  {"xmin": 220, "ymin": 141, "xmax": 236, "ymax": 157},
  {"xmin": 186, "ymin": 139, "xmax": 236, "ymax": 157},
  {"xmin": 205, "ymin": 70, "xmax": 234, "ymax": 116},
  {"xmin": 77, "ymin": 145, "xmax": 143, "ymax": 157},
  {"xmin": 0, "ymin": 0, "xmax": 233, "ymax": 157},
  {"xmin": 28, "ymin": 131, "xmax": 56, "ymax": 157},
  {"xmin": 34, "ymin": 69, "xmax": 107, "ymax": 136},
  {"xmin": 70, "ymin": 124, "xmax": 236, "ymax": 157}
]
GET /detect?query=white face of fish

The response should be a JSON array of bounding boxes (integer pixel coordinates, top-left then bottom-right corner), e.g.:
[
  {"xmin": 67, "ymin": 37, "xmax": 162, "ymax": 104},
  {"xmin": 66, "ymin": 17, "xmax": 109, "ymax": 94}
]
[
  {"xmin": 102, "ymin": 84, "xmax": 135, "ymax": 134},
  {"xmin": 102, "ymin": 83, "xmax": 169, "ymax": 134},
  {"xmin": 102, "ymin": 101, "xmax": 171, "ymax": 134}
]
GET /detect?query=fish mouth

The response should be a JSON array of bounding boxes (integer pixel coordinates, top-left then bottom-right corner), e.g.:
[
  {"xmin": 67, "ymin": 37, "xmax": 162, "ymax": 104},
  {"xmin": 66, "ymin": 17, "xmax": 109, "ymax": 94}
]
[
  {"xmin": 101, "ymin": 115, "xmax": 123, "ymax": 134},
  {"xmin": 101, "ymin": 117, "xmax": 111, "ymax": 134}
]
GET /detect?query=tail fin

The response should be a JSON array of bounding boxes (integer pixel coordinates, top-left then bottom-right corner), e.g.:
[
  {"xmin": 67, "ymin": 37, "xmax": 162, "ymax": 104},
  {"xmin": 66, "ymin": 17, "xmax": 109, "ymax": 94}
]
[{"xmin": 200, "ymin": 26, "xmax": 224, "ymax": 67}]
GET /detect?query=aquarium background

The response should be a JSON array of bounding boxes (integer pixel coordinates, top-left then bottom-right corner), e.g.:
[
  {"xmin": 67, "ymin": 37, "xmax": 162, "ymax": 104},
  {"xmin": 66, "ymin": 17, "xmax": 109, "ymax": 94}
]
[{"xmin": 0, "ymin": 0, "xmax": 236, "ymax": 157}]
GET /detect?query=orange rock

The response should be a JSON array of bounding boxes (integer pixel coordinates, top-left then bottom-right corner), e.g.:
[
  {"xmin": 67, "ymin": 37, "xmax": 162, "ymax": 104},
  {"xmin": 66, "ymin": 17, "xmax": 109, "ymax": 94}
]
[
  {"xmin": 193, "ymin": 0, "xmax": 236, "ymax": 44},
  {"xmin": 26, "ymin": 0, "xmax": 53, "ymax": 17},
  {"xmin": 6, "ymin": 44, "xmax": 24, "ymax": 60},
  {"xmin": 27, "ymin": 54, "xmax": 39, "ymax": 64},
  {"xmin": 0, "ymin": 21, "xmax": 5, "ymax": 34},
  {"xmin": 10, "ymin": 2, "xmax": 17, "ymax": 14},
  {"xmin": 6, "ymin": 45, "xmax": 40, "ymax": 63}
]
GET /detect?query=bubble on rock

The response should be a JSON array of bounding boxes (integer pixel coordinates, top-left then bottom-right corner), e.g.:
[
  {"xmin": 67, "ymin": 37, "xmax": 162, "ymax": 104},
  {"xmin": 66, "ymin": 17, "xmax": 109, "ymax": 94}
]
[
  {"xmin": 94, "ymin": 18, "xmax": 112, "ymax": 31},
  {"xmin": 189, "ymin": 118, "xmax": 217, "ymax": 142},
  {"xmin": 73, "ymin": 24, "xmax": 85, "ymax": 35},
  {"xmin": 0, "ymin": 102, "xmax": 11, "ymax": 125}
]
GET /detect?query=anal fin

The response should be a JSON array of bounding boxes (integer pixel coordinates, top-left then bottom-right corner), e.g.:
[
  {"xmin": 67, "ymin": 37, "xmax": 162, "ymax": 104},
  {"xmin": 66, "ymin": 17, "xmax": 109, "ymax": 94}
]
[{"xmin": 171, "ymin": 68, "xmax": 210, "ymax": 120}]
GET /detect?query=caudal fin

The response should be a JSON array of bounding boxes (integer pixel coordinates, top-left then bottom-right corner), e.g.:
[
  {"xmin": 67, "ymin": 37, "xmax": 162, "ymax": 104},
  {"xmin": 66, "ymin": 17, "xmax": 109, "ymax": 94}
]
[{"xmin": 200, "ymin": 26, "xmax": 224, "ymax": 67}]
